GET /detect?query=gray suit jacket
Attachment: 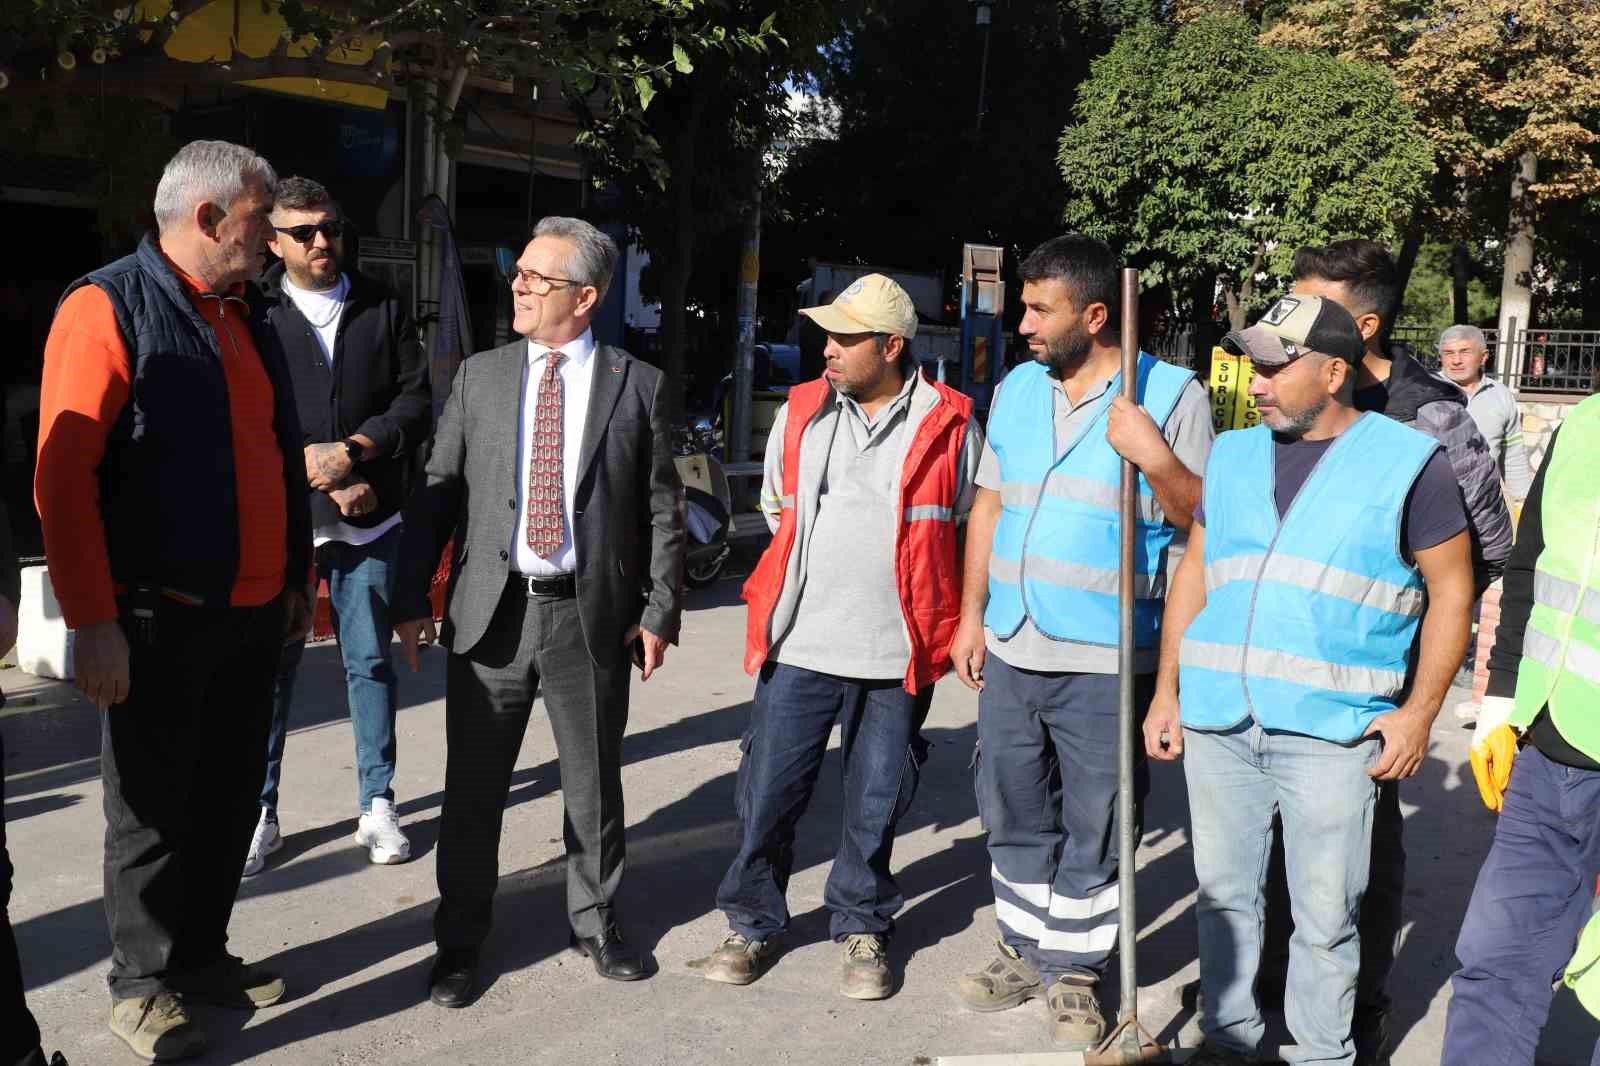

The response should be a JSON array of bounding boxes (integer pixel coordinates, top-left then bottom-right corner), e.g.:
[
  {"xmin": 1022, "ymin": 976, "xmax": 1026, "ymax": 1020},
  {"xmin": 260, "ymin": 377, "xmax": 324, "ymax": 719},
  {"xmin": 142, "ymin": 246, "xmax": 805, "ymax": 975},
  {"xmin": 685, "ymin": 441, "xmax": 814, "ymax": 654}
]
[{"xmin": 396, "ymin": 339, "xmax": 686, "ymax": 666}]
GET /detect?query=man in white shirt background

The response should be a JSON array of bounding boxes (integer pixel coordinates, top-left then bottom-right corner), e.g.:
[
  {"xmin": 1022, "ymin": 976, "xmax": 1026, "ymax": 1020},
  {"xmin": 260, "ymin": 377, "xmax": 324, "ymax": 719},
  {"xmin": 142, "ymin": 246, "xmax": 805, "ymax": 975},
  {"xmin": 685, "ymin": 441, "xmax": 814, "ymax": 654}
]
[
  {"xmin": 247, "ymin": 177, "xmax": 432, "ymax": 875},
  {"xmin": 1439, "ymin": 324, "xmax": 1534, "ymax": 504}
]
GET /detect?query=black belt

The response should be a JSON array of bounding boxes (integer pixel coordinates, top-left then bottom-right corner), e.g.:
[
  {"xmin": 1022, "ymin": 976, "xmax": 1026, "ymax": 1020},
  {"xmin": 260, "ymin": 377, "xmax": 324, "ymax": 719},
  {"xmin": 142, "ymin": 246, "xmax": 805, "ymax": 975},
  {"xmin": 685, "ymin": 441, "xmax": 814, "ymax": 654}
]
[{"xmin": 512, "ymin": 571, "xmax": 576, "ymax": 599}]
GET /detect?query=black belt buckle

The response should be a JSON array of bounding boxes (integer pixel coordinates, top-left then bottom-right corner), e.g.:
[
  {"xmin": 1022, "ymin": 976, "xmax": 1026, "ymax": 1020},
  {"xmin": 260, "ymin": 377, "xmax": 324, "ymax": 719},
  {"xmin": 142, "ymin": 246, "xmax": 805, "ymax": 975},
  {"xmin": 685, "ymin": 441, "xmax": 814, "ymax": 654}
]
[{"xmin": 520, "ymin": 572, "xmax": 575, "ymax": 599}]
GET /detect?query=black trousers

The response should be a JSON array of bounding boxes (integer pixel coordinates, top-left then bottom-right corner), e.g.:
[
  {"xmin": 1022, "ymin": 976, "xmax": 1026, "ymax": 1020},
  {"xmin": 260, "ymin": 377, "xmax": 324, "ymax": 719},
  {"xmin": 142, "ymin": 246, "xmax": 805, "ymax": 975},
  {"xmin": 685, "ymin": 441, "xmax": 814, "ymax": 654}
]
[
  {"xmin": 1262, "ymin": 778, "xmax": 1404, "ymax": 1017},
  {"xmin": 434, "ymin": 582, "xmax": 631, "ymax": 951},
  {"xmin": 2, "ymin": 729, "xmax": 44, "ymax": 1066},
  {"xmin": 102, "ymin": 598, "xmax": 284, "ymax": 1000}
]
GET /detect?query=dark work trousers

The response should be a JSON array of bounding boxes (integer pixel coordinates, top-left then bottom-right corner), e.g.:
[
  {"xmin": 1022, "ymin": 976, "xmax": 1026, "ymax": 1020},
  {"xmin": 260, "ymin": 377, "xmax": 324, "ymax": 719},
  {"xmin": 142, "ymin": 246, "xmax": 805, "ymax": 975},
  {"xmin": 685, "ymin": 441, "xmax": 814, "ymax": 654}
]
[
  {"xmin": 434, "ymin": 580, "xmax": 631, "ymax": 950},
  {"xmin": 976, "ymin": 656, "xmax": 1152, "ymax": 982},
  {"xmin": 715, "ymin": 662, "xmax": 934, "ymax": 943},
  {"xmin": 1261, "ymin": 780, "xmax": 1403, "ymax": 1028},
  {"xmin": 1441, "ymin": 747, "xmax": 1600, "ymax": 1066},
  {"xmin": 102, "ymin": 597, "xmax": 285, "ymax": 1001},
  {"xmin": 2, "ymin": 729, "xmax": 45, "ymax": 1066}
]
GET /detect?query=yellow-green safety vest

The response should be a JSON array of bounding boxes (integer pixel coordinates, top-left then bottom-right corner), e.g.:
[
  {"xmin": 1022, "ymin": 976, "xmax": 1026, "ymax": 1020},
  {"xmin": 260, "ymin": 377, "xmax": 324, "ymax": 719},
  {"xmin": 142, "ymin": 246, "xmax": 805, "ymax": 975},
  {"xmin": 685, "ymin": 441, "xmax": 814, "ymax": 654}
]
[{"xmin": 1512, "ymin": 393, "xmax": 1600, "ymax": 763}]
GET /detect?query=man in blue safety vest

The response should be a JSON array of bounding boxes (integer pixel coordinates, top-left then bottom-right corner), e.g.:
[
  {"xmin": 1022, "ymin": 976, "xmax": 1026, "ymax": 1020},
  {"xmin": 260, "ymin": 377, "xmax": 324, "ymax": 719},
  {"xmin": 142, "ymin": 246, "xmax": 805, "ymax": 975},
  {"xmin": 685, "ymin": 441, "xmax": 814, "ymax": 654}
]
[
  {"xmin": 1145, "ymin": 295, "xmax": 1475, "ymax": 1066},
  {"xmin": 949, "ymin": 234, "xmax": 1213, "ymax": 1049}
]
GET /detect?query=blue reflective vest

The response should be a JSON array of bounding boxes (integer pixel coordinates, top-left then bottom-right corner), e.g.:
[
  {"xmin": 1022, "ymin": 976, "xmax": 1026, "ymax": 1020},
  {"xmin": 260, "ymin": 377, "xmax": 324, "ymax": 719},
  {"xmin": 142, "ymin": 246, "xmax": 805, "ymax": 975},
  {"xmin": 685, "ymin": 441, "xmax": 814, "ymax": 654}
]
[
  {"xmin": 1178, "ymin": 415, "xmax": 1440, "ymax": 742},
  {"xmin": 985, "ymin": 355, "xmax": 1194, "ymax": 649}
]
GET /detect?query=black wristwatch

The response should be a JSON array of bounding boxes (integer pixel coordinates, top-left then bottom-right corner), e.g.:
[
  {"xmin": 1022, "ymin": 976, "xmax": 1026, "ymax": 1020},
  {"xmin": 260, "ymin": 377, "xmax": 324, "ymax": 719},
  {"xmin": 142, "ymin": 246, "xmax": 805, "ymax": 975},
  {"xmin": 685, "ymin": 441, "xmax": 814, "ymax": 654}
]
[{"xmin": 341, "ymin": 438, "xmax": 362, "ymax": 464}]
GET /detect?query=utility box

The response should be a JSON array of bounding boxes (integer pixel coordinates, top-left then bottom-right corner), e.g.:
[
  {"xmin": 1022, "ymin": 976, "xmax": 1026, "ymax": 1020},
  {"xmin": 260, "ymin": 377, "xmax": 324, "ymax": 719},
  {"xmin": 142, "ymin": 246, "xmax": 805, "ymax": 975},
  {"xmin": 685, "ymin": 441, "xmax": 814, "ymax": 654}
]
[
  {"xmin": 959, "ymin": 243, "xmax": 1006, "ymax": 412},
  {"xmin": 16, "ymin": 565, "xmax": 73, "ymax": 681}
]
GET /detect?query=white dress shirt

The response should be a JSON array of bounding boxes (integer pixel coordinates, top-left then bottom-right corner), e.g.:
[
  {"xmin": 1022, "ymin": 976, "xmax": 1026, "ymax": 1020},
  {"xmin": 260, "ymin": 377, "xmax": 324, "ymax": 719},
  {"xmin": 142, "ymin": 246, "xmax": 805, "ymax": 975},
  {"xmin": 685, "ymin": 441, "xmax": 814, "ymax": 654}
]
[{"xmin": 512, "ymin": 330, "xmax": 597, "ymax": 575}]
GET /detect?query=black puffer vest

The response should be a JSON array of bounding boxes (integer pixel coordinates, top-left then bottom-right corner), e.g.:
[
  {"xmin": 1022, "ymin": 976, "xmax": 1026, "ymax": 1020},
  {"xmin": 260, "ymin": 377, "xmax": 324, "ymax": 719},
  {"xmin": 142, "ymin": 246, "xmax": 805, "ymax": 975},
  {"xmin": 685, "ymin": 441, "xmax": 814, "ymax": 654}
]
[{"xmin": 58, "ymin": 235, "xmax": 310, "ymax": 606}]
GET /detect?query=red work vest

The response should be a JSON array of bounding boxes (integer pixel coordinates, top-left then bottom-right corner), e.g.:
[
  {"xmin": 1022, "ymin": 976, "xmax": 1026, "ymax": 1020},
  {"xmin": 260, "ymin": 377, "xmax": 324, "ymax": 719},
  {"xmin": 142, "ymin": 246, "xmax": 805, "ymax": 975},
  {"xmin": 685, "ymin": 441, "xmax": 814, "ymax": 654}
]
[{"xmin": 742, "ymin": 374, "xmax": 971, "ymax": 693}]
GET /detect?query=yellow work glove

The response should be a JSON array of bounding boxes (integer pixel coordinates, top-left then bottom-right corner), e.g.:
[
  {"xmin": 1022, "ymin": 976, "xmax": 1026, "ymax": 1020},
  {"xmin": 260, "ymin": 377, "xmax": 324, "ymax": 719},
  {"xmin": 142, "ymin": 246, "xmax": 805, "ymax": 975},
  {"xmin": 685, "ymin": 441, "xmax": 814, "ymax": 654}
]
[{"xmin": 1469, "ymin": 695, "xmax": 1520, "ymax": 812}]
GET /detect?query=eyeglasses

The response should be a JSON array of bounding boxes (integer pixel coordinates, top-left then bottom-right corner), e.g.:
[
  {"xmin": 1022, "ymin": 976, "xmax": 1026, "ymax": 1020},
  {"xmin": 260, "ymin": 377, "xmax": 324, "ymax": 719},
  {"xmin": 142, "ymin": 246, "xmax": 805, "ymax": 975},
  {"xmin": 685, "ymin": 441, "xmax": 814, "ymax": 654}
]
[
  {"xmin": 505, "ymin": 267, "xmax": 582, "ymax": 294},
  {"xmin": 273, "ymin": 220, "xmax": 348, "ymax": 244}
]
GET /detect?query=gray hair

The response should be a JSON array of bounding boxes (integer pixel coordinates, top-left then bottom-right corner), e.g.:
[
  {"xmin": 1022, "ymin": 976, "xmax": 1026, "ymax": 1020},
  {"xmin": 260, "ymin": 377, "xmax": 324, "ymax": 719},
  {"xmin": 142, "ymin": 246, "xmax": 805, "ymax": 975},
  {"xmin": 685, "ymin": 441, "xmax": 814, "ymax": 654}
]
[
  {"xmin": 533, "ymin": 216, "xmax": 619, "ymax": 301},
  {"xmin": 153, "ymin": 140, "xmax": 278, "ymax": 234},
  {"xmin": 1438, "ymin": 324, "xmax": 1488, "ymax": 352}
]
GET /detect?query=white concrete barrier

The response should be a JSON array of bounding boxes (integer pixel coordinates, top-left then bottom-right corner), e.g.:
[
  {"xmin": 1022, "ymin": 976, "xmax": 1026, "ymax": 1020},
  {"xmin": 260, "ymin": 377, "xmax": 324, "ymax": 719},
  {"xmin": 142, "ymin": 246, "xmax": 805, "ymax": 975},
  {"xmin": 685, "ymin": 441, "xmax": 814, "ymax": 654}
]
[{"xmin": 16, "ymin": 564, "xmax": 73, "ymax": 680}]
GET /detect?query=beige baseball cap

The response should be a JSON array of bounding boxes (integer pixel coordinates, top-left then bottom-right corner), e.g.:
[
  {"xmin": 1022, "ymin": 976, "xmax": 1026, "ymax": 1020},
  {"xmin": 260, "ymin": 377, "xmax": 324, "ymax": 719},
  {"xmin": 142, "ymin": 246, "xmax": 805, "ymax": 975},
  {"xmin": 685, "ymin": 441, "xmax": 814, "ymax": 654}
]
[{"xmin": 799, "ymin": 273, "xmax": 918, "ymax": 339}]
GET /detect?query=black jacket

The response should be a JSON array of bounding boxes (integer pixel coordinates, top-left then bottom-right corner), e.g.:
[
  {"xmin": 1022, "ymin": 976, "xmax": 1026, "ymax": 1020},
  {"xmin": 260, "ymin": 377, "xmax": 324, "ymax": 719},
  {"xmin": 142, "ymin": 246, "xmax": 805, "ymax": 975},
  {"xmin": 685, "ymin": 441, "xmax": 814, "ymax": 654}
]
[
  {"xmin": 395, "ymin": 340, "xmax": 686, "ymax": 666},
  {"xmin": 1366, "ymin": 347, "xmax": 1513, "ymax": 592},
  {"xmin": 60, "ymin": 236, "xmax": 312, "ymax": 607},
  {"xmin": 262, "ymin": 262, "xmax": 431, "ymax": 533}
]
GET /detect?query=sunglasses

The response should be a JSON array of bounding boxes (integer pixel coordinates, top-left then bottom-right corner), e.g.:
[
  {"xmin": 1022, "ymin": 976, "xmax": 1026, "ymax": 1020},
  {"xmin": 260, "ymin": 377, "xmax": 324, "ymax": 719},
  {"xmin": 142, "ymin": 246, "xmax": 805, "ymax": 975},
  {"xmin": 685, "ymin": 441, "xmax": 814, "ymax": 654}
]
[{"xmin": 273, "ymin": 220, "xmax": 348, "ymax": 244}]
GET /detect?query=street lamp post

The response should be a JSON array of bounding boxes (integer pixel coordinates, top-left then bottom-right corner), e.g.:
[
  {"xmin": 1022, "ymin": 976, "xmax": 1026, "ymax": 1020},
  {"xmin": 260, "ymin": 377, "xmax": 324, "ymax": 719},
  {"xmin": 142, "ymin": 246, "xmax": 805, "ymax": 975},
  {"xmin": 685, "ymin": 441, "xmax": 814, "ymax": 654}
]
[{"xmin": 973, "ymin": 0, "xmax": 993, "ymax": 134}]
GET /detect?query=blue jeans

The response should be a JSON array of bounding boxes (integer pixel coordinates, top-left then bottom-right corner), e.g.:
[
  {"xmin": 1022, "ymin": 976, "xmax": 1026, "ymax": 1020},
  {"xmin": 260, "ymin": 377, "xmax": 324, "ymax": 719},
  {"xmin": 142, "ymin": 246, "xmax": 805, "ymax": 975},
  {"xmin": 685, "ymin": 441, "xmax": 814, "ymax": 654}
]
[
  {"xmin": 716, "ymin": 662, "xmax": 931, "ymax": 942},
  {"xmin": 1441, "ymin": 745, "xmax": 1600, "ymax": 1066},
  {"xmin": 976, "ymin": 656, "xmax": 1151, "ymax": 982},
  {"xmin": 1184, "ymin": 722, "xmax": 1380, "ymax": 1065},
  {"xmin": 262, "ymin": 527, "xmax": 401, "ymax": 815}
]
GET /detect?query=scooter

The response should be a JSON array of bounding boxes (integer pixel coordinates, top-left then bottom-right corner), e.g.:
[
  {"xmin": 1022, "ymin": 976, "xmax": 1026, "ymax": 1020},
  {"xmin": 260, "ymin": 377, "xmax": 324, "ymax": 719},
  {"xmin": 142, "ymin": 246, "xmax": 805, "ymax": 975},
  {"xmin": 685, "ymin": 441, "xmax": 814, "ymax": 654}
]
[{"xmin": 674, "ymin": 417, "xmax": 733, "ymax": 587}]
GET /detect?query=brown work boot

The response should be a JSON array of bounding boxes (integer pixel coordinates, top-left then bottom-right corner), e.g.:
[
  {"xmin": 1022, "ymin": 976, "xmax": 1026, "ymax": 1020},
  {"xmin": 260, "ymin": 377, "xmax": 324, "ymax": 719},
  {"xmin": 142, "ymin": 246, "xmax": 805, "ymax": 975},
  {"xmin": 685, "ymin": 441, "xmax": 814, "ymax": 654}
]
[
  {"xmin": 168, "ymin": 954, "xmax": 285, "ymax": 1009},
  {"xmin": 691, "ymin": 931, "xmax": 773, "ymax": 986},
  {"xmin": 1046, "ymin": 977, "xmax": 1106, "ymax": 1051},
  {"xmin": 955, "ymin": 939, "xmax": 1042, "ymax": 1012},
  {"xmin": 838, "ymin": 933, "xmax": 892, "ymax": 1000},
  {"xmin": 108, "ymin": 993, "xmax": 206, "ymax": 1061}
]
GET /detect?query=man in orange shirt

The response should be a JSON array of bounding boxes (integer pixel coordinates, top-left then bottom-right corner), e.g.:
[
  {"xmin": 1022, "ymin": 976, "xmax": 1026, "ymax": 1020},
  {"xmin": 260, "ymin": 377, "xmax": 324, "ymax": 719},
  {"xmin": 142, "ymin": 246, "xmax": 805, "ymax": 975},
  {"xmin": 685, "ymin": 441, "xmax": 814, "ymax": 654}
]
[{"xmin": 34, "ymin": 140, "xmax": 312, "ymax": 1063}]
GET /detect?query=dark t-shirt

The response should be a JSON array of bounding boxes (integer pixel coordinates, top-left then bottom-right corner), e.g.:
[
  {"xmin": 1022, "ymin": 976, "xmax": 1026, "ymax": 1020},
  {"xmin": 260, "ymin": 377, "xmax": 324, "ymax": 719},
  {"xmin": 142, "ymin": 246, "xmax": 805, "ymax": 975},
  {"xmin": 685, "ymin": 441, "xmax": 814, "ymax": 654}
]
[{"xmin": 1195, "ymin": 432, "xmax": 1468, "ymax": 558}]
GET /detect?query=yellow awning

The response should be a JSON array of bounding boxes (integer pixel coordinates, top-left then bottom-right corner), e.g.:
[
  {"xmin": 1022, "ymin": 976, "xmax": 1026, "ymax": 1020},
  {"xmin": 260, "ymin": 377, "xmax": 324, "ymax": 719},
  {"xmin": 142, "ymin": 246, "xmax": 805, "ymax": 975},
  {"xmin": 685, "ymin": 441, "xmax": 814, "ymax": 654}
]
[{"xmin": 139, "ymin": 0, "xmax": 390, "ymax": 110}]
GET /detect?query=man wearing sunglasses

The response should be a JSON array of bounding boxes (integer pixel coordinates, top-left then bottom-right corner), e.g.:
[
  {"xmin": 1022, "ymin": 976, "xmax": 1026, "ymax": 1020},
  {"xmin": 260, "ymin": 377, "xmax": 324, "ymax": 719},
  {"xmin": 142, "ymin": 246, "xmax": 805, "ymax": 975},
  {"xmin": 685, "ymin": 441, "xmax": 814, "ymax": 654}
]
[{"xmin": 250, "ymin": 177, "xmax": 431, "ymax": 876}]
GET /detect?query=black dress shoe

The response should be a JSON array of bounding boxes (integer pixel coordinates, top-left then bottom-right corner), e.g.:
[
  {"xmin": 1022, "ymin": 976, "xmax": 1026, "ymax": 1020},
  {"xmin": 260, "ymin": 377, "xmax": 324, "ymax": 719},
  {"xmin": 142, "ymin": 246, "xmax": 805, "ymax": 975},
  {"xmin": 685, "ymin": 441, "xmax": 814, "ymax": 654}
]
[
  {"xmin": 570, "ymin": 925, "xmax": 646, "ymax": 981},
  {"xmin": 428, "ymin": 949, "xmax": 479, "ymax": 1007}
]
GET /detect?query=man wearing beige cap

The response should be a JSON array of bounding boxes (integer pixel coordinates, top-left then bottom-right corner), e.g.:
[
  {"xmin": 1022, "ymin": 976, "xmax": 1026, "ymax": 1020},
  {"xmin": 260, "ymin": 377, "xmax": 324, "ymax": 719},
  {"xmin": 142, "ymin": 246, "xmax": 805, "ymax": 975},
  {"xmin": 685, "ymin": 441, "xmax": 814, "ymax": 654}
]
[
  {"xmin": 693, "ymin": 274, "xmax": 982, "ymax": 999},
  {"xmin": 1143, "ymin": 294, "xmax": 1473, "ymax": 1066}
]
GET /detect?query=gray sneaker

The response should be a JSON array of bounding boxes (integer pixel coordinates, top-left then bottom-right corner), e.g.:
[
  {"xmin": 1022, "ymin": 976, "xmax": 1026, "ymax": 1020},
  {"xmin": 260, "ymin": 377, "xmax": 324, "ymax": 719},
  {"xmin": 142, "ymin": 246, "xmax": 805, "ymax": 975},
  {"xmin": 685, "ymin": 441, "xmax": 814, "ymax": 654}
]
[
  {"xmin": 838, "ymin": 933, "xmax": 891, "ymax": 1000},
  {"xmin": 108, "ymin": 993, "xmax": 206, "ymax": 1062},
  {"xmin": 692, "ymin": 931, "xmax": 772, "ymax": 986}
]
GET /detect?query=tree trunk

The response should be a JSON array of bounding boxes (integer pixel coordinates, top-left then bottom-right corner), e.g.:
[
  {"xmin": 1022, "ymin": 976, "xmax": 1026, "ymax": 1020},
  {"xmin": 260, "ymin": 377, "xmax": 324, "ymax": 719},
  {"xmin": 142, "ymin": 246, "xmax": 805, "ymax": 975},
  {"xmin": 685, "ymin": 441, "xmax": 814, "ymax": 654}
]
[
  {"xmin": 1386, "ymin": 226, "xmax": 1422, "ymax": 349},
  {"xmin": 1497, "ymin": 151, "xmax": 1537, "ymax": 380},
  {"xmin": 1452, "ymin": 242, "xmax": 1472, "ymax": 324},
  {"xmin": 1187, "ymin": 273, "xmax": 1218, "ymax": 382},
  {"xmin": 655, "ymin": 69, "xmax": 719, "ymax": 415}
]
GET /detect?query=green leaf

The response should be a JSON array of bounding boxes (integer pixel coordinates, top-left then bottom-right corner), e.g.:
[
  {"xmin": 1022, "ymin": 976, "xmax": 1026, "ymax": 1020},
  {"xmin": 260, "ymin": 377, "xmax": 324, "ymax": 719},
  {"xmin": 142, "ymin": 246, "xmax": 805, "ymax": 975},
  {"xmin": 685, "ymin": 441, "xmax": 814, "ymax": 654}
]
[
  {"xmin": 635, "ymin": 74, "xmax": 655, "ymax": 110},
  {"xmin": 672, "ymin": 43, "xmax": 692, "ymax": 74}
]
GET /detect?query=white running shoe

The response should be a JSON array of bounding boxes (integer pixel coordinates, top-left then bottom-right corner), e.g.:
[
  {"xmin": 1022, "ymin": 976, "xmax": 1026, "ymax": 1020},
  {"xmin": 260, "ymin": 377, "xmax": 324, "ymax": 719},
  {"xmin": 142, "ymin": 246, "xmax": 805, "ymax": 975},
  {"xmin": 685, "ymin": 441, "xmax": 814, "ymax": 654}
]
[
  {"xmin": 242, "ymin": 809, "xmax": 282, "ymax": 877},
  {"xmin": 355, "ymin": 798, "xmax": 411, "ymax": 865}
]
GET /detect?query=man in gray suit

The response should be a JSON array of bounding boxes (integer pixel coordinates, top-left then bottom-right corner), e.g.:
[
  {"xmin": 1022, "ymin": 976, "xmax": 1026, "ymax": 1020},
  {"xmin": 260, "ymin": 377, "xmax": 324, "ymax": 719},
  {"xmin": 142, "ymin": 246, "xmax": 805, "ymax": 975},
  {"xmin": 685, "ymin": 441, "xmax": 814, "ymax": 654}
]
[{"xmin": 393, "ymin": 216, "xmax": 685, "ymax": 1007}]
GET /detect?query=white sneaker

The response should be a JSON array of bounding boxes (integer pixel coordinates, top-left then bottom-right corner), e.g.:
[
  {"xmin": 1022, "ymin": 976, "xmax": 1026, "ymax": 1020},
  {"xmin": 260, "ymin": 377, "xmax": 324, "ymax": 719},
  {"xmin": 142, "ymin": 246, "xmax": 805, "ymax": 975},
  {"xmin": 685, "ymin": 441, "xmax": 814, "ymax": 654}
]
[
  {"xmin": 243, "ymin": 809, "xmax": 282, "ymax": 877},
  {"xmin": 355, "ymin": 798, "xmax": 411, "ymax": 865}
]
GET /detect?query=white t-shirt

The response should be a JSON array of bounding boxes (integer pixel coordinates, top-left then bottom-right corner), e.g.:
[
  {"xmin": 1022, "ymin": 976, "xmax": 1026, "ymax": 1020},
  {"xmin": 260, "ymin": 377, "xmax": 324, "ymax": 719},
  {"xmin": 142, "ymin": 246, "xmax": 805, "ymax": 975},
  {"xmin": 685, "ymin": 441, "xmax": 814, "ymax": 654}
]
[{"xmin": 283, "ymin": 273, "xmax": 349, "ymax": 366}]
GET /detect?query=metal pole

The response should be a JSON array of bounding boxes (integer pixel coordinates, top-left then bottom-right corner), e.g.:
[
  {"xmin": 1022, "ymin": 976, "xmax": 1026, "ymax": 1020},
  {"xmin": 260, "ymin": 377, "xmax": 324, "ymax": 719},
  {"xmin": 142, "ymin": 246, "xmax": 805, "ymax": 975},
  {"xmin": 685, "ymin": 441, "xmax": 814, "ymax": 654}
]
[
  {"xmin": 975, "ymin": 17, "xmax": 992, "ymax": 134},
  {"xmin": 1117, "ymin": 267, "xmax": 1140, "ymax": 1037},
  {"xmin": 730, "ymin": 173, "xmax": 762, "ymax": 464}
]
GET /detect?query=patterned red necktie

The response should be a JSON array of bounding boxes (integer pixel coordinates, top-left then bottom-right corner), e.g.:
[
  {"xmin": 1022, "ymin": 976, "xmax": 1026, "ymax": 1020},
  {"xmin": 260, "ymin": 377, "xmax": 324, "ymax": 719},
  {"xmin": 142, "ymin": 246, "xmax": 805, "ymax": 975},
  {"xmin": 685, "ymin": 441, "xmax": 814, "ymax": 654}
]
[{"xmin": 526, "ymin": 350, "xmax": 566, "ymax": 558}]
